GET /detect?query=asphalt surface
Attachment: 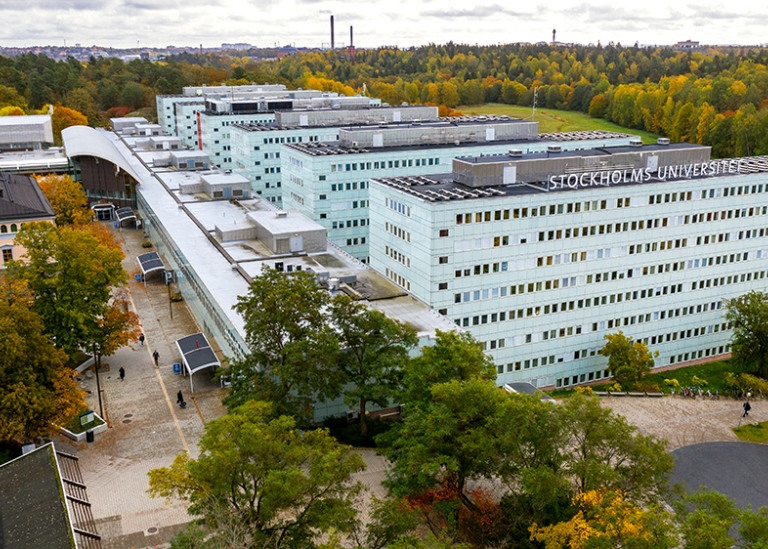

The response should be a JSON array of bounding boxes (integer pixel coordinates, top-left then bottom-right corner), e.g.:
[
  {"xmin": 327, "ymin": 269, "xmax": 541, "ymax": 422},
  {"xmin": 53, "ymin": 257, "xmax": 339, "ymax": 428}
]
[{"xmin": 671, "ymin": 441, "xmax": 768, "ymax": 509}]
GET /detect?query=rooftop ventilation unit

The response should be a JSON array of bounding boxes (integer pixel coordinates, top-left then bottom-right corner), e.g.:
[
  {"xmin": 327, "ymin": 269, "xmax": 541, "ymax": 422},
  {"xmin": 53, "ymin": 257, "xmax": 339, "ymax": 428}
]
[
  {"xmin": 657, "ymin": 137, "xmax": 671, "ymax": 145},
  {"xmin": 509, "ymin": 149, "xmax": 523, "ymax": 157},
  {"xmin": 547, "ymin": 145, "xmax": 562, "ymax": 153},
  {"xmin": 275, "ymin": 211, "xmax": 288, "ymax": 218},
  {"xmin": 629, "ymin": 137, "xmax": 643, "ymax": 147}
]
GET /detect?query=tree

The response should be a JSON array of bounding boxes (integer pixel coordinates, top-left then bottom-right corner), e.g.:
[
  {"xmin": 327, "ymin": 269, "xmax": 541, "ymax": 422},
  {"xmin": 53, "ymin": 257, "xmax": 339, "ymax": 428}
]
[
  {"xmin": 227, "ymin": 269, "xmax": 341, "ymax": 423},
  {"xmin": 399, "ymin": 330, "xmax": 496, "ymax": 407},
  {"xmin": 51, "ymin": 105, "xmax": 88, "ymax": 145},
  {"xmin": 7, "ymin": 222, "xmax": 127, "ymax": 357},
  {"xmin": 599, "ymin": 331, "xmax": 657, "ymax": 387},
  {"xmin": 330, "ymin": 295, "xmax": 418, "ymax": 436},
  {"xmin": 36, "ymin": 174, "xmax": 92, "ymax": 226},
  {"xmin": 148, "ymin": 401, "xmax": 366, "ymax": 549},
  {"xmin": 0, "ymin": 277, "xmax": 86, "ymax": 442},
  {"xmin": 726, "ymin": 291, "xmax": 768, "ymax": 377},
  {"xmin": 530, "ymin": 489, "xmax": 675, "ymax": 549}
]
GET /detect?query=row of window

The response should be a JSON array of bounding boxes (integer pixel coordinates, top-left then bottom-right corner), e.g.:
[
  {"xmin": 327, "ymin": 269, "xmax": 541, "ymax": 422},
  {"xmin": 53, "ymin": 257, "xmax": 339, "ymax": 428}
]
[
  {"xmin": 345, "ymin": 237, "xmax": 367, "ymax": 246},
  {"xmin": 0, "ymin": 224, "xmax": 20, "ymax": 233},
  {"xmin": 385, "ymin": 222, "xmax": 411, "ymax": 243},
  {"xmin": 385, "ymin": 245, "xmax": 410, "ymax": 268},
  {"xmin": 385, "ymin": 267, "xmax": 411, "ymax": 291},
  {"xmin": 330, "ymin": 181, "xmax": 368, "ymax": 191},
  {"xmin": 330, "ymin": 157, "xmax": 440, "ymax": 172},
  {"xmin": 331, "ymin": 219, "xmax": 369, "ymax": 229}
]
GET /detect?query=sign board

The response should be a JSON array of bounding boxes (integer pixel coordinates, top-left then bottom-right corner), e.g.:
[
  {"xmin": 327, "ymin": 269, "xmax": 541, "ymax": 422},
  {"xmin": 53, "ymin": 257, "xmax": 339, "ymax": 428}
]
[{"xmin": 80, "ymin": 410, "xmax": 95, "ymax": 426}]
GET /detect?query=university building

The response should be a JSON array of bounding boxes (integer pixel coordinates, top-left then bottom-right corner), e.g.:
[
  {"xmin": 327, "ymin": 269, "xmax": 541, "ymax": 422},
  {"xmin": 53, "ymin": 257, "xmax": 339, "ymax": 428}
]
[
  {"xmin": 368, "ymin": 141, "xmax": 768, "ymax": 388},
  {"xmin": 281, "ymin": 117, "xmax": 636, "ymax": 261},
  {"xmin": 230, "ymin": 105, "xmax": 438, "ymax": 205}
]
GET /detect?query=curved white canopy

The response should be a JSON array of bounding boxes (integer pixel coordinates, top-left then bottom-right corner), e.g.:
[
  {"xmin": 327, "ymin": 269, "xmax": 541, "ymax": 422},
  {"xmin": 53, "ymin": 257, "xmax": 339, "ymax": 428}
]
[{"xmin": 61, "ymin": 125, "xmax": 143, "ymax": 183}]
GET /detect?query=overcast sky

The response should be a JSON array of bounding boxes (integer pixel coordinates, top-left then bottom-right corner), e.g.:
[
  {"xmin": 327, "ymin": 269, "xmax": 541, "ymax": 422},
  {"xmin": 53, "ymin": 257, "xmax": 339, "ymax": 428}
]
[{"xmin": 2, "ymin": 1, "xmax": 765, "ymax": 50}]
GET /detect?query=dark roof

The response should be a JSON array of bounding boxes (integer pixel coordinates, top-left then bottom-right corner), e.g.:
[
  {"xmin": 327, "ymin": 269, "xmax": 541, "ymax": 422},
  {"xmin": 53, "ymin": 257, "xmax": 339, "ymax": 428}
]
[
  {"xmin": 0, "ymin": 444, "xmax": 76, "ymax": 549},
  {"xmin": 176, "ymin": 333, "xmax": 220, "ymax": 376},
  {"xmin": 0, "ymin": 172, "xmax": 56, "ymax": 222}
]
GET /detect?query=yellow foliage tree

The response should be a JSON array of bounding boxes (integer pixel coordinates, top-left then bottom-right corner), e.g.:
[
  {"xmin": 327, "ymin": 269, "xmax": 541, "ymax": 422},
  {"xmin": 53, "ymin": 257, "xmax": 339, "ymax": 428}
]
[
  {"xmin": 36, "ymin": 174, "xmax": 92, "ymax": 226},
  {"xmin": 0, "ymin": 277, "xmax": 86, "ymax": 442},
  {"xmin": 530, "ymin": 490, "xmax": 673, "ymax": 549},
  {"xmin": 51, "ymin": 105, "xmax": 88, "ymax": 146},
  {"xmin": 0, "ymin": 106, "xmax": 24, "ymax": 116}
]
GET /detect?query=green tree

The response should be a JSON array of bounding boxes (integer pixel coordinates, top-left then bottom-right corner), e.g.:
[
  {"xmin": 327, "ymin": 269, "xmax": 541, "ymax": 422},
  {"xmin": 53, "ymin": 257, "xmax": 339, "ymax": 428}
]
[
  {"xmin": 399, "ymin": 330, "xmax": 496, "ymax": 407},
  {"xmin": 672, "ymin": 489, "xmax": 738, "ymax": 549},
  {"xmin": 148, "ymin": 401, "xmax": 366, "ymax": 549},
  {"xmin": 726, "ymin": 291, "xmax": 768, "ymax": 377},
  {"xmin": 599, "ymin": 331, "xmax": 657, "ymax": 387},
  {"xmin": 330, "ymin": 295, "xmax": 418, "ymax": 436},
  {"xmin": 7, "ymin": 222, "xmax": 127, "ymax": 357},
  {"xmin": 0, "ymin": 278, "xmax": 86, "ymax": 442},
  {"xmin": 227, "ymin": 269, "xmax": 341, "ymax": 423}
]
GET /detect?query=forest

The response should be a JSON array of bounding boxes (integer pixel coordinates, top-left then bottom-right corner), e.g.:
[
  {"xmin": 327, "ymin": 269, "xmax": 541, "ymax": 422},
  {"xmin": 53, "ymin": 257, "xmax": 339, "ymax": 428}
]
[{"xmin": 4, "ymin": 43, "xmax": 768, "ymax": 157}]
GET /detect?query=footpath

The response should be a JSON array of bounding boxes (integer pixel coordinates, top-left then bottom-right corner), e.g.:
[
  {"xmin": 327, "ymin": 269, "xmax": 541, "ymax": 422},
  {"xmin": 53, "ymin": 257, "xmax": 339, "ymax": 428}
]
[{"xmin": 54, "ymin": 224, "xmax": 227, "ymax": 549}]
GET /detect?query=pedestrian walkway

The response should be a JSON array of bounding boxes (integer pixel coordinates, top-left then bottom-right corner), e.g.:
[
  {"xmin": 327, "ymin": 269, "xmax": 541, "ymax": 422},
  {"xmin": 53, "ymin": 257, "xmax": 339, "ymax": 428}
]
[{"xmin": 54, "ymin": 224, "xmax": 227, "ymax": 549}]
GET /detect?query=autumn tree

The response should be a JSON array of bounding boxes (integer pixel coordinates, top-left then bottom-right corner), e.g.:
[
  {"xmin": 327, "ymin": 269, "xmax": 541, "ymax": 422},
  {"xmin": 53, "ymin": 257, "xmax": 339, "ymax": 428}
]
[
  {"xmin": 227, "ymin": 268, "xmax": 341, "ymax": 423},
  {"xmin": 36, "ymin": 174, "xmax": 92, "ymax": 226},
  {"xmin": 600, "ymin": 331, "xmax": 658, "ymax": 387},
  {"xmin": 330, "ymin": 295, "xmax": 418, "ymax": 436},
  {"xmin": 726, "ymin": 291, "xmax": 768, "ymax": 377},
  {"xmin": 51, "ymin": 105, "xmax": 88, "ymax": 145},
  {"xmin": 6, "ymin": 221, "xmax": 127, "ymax": 358},
  {"xmin": 0, "ymin": 278, "xmax": 86, "ymax": 442},
  {"xmin": 148, "ymin": 401, "xmax": 365, "ymax": 549}
]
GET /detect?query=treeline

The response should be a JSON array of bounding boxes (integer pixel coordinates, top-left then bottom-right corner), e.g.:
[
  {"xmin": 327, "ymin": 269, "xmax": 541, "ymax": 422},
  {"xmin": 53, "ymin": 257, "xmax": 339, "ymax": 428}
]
[{"xmin": 4, "ymin": 43, "xmax": 768, "ymax": 156}]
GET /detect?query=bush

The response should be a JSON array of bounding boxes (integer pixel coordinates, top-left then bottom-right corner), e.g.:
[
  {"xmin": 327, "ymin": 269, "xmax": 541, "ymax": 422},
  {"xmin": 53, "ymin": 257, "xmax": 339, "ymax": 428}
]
[
  {"xmin": 170, "ymin": 292, "xmax": 184, "ymax": 302},
  {"xmin": 634, "ymin": 380, "xmax": 661, "ymax": 393},
  {"xmin": 691, "ymin": 375, "xmax": 708, "ymax": 387},
  {"xmin": 141, "ymin": 241, "xmax": 153, "ymax": 248},
  {"xmin": 574, "ymin": 386, "xmax": 593, "ymax": 395},
  {"xmin": 664, "ymin": 378, "xmax": 680, "ymax": 388}
]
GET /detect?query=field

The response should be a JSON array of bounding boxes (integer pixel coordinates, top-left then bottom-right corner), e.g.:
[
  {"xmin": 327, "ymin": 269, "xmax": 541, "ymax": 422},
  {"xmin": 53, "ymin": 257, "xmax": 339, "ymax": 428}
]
[{"xmin": 456, "ymin": 103, "xmax": 661, "ymax": 144}]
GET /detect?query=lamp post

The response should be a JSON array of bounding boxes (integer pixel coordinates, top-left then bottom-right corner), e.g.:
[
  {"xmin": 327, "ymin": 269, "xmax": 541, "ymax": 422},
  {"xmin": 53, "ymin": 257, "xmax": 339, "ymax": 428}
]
[{"xmin": 92, "ymin": 343, "xmax": 103, "ymax": 417}]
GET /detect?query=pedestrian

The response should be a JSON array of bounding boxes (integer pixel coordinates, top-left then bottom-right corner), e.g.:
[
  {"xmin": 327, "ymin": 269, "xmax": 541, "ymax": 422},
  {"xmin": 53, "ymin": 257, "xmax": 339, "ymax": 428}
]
[
  {"xmin": 119, "ymin": 366, "xmax": 125, "ymax": 381},
  {"xmin": 139, "ymin": 333, "xmax": 145, "ymax": 346},
  {"xmin": 177, "ymin": 390, "xmax": 184, "ymax": 405},
  {"xmin": 152, "ymin": 350, "xmax": 159, "ymax": 366},
  {"xmin": 743, "ymin": 400, "xmax": 752, "ymax": 418}
]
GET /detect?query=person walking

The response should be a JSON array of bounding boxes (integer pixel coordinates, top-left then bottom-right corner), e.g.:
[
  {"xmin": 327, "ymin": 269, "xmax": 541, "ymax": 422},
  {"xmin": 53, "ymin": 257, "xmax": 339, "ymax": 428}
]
[
  {"xmin": 139, "ymin": 333, "xmax": 145, "ymax": 346},
  {"xmin": 177, "ymin": 390, "xmax": 184, "ymax": 405},
  {"xmin": 743, "ymin": 400, "xmax": 752, "ymax": 418},
  {"xmin": 152, "ymin": 350, "xmax": 159, "ymax": 366},
  {"xmin": 119, "ymin": 366, "xmax": 125, "ymax": 381}
]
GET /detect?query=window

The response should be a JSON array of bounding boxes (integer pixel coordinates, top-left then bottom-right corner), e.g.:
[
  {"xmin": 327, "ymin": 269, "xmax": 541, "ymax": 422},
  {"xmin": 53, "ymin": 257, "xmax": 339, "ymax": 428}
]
[
  {"xmin": 439, "ymin": 229, "xmax": 449, "ymax": 237},
  {"xmin": 439, "ymin": 256, "xmax": 448, "ymax": 264},
  {"xmin": 2, "ymin": 248, "xmax": 11, "ymax": 263},
  {"xmin": 438, "ymin": 282, "xmax": 448, "ymax": 290}
]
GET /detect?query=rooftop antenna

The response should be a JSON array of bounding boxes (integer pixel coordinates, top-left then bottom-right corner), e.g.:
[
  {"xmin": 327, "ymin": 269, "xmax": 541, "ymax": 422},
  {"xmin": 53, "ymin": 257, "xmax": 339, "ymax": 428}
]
[{"xmin": 530, "ymin": 86, "xmax": 538, "ymax": 121}]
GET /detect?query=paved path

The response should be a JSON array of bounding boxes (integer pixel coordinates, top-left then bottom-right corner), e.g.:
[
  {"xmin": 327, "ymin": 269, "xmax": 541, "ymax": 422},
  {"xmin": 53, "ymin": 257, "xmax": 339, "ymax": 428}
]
[{"xmin": 54, "ymin": 225, "xmax": 226, "ymax": 549}]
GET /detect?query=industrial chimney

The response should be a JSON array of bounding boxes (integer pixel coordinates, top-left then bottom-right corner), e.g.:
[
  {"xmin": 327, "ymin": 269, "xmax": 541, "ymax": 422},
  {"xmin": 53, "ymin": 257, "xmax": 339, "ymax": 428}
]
[
  {"xmin": 349, "ymin": 26, "xmax": 355, "ymax": 59},
  {"xmin": 330, "ymin": 15, "xmax": 335, "ymax": 49},
  {"xmin": 552, "ymin": 28, "xmax": 556, "ymax": 44}
]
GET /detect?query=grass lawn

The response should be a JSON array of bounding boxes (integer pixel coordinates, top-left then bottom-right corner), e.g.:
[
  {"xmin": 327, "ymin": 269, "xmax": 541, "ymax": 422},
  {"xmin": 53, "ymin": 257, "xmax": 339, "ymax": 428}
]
[
  {"xmin": 547, "ymin": 359, "xmax": 744, "ymax": 398},
  {"xmin": 457, "ymin": 103, "xmax": 660, "ymax": 144},
  {"xmin": 734, "ymin": 422, "xmax": 768, "ymax": 444}
]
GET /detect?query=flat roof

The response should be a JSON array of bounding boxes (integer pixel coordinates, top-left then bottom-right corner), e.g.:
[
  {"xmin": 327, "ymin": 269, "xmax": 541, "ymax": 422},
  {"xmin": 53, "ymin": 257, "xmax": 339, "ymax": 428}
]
[
  {"xmin": 373, "ymin": 153, "xmax": 768, "ymax": 202},
  {"xmin": 286, "ymin": 130, "xmax": 634, "ymax": 156},
  {"xmin": 0, "ymin": 114, "xmax": 51, "ymax": 126},
  {"xmin": 108, "ymin": 134, "xmax": 455, "ymax": 344}
]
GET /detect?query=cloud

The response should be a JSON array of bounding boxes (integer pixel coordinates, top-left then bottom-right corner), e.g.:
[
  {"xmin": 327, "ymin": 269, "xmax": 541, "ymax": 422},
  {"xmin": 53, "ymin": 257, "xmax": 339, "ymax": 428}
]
[{"xmin": 420, "ymin": 4, "xmax": 526, "ymax": 19}]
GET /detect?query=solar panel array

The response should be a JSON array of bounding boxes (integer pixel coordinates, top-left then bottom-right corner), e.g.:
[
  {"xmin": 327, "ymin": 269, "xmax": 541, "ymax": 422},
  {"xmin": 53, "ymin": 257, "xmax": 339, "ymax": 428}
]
[
  {"xmin": 538, "ymin": 130, "xmax": 633, "ymax": 141},
  {"xmin": 377, "ymin": 175, "xmax": 506, "ymax": 202}
]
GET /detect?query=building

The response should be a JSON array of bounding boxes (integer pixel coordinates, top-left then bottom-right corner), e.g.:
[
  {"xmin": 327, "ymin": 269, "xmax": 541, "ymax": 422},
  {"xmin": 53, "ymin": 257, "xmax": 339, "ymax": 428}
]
[
  {"xmin": 230, "ymin": 105, "xmax": 438, "ymax": 205},
  {"xmin": 0, "ymin": 172, "xmax": 56, "ymax": 268},
  {"xmin": 61, "ymin": 126, "xmax": 456, "ymax": 419},
  {"xmin": 281, "ymin": 117, "xmax": 637, "ymax": 261},
  {"xmin": 368, "ymin": 140, "xmax": 768, "ymax": 388},
  {"xmin": 156, "ymin": 85, "xmax": 373, "ymax": 151},
  {"xmin": 0, "ymin": 114, "xmax": 54, "ymax": 152},
  {"xmin": 0, "ymin": 443, "xmax": 101, "ymax": 548}
]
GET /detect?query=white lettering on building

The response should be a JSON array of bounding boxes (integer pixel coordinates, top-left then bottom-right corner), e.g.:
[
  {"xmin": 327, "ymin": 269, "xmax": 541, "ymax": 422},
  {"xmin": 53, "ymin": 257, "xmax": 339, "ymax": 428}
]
[{"xmin": 548, "ymin": 160, "xmax": 743, "ymax": 190}]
